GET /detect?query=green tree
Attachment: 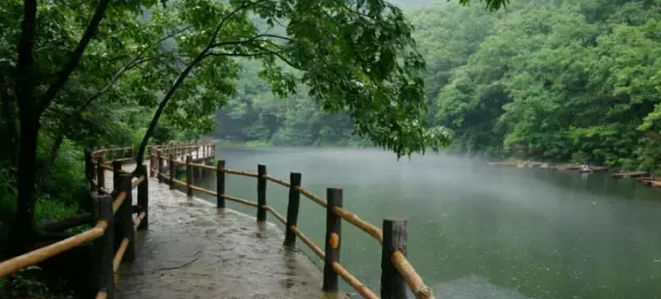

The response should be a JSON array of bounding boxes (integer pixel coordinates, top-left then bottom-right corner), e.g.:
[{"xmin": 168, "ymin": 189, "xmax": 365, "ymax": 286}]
[{"xmin": 3, "ymin": 0, "xmax": 511, "ymax": 250}]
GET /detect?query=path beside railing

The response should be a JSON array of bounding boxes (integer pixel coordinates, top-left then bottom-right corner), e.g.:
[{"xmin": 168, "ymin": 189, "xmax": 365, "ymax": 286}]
[
  {"xmin": 112, "ymin": 170, "xmax": 346, "ymax": 299},
  {"xmin": 0, "ymin": 141, "xmax": 435, "ymax": 299}
]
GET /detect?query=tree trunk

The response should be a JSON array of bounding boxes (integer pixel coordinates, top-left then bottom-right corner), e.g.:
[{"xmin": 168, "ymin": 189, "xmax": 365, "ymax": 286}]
[
  {"xmin": 10, "ymin": 118, "xmax": 40, "ymax": 252},
  {"xmin": 0, "ymin": 74, "xmax": 19, "ymax": 164},
  {"xmin": 9, "ymin": 0, "xmax": 39, "ymax": 254},
  {"xmin": 134, "ymin": 51, "xmax": 208, "ymax": 169}
]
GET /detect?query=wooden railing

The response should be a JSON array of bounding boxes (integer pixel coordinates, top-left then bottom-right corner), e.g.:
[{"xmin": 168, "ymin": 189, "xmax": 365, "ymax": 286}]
[
  {"xmin": 0, "ymin": 141, "xmax": 213, "ymax": 299},
  {"xmin": 150, "ymin": 152, "xmax": 435, "ymax": 299}
]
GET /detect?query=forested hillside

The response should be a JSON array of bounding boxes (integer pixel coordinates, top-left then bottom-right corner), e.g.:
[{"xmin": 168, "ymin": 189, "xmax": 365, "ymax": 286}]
[{"xmin": 216, "ymin": 0, "xmax": 661, "ymax": 171}]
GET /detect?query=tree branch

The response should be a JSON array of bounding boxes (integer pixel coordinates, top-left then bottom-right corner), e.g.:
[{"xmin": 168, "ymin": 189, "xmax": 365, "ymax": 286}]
[
  {"xmin": 38, "ymin": 0, "xmax": 113, "ymax": 114},
  {"xmin": 247, "ymin": 42, "xmax": 308, "ymax": 71},
  {"xmin": 133, "ymin": 1, "xmax": 268, "ymax": 168},
  {"xmin": 259, "ymin": 34, "xmax": 295, "ymax": 43},
  {"xmin": 34, "ymin": 28, "xmax": 192, "ymax": 187},
  {"xmin": 205, "ymin": 51, "xmax": 274, "ymax": 58}
]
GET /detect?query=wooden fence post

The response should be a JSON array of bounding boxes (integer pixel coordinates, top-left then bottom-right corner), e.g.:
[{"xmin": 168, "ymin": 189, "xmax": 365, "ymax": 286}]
[
  {"xmin": 186, "ymin": 155, "xmax": 193, "ymax": 197},
  {"xmin": 157, "ymin": 150, "xmax": 163, "ymax": 183},
  {"xmin": 217, "ymin": 160, "xmax": 225, "ymax": 208},
  {"xmin": 115, "ymin": 175, "xmax": 135, "ymax": 262},
  {"xmin": 169, "ymin": 154, "xmax": 175, "ymax": 190},
  {"xmin": 131, "ymin": 145, "xmax": 135, "ymax": 161},
  {"xmin": 112, "ymin": 161, "xmax": 122, "ymax": 192},
  {"xmin": 96, "ymin": 156, "xmax": 105, "ymax": 194},
  {"xmin": 381, "ymin": 219, "xmax": 408, "ymax": 299},
  {"xmin": 137, "ymin": 165, "xmax": 149, "ymax": 231},
  {"xmin": 92, "ymin": 194, "xmax": 114, "ymax": 299},
  {"xmin": 284, "ymin": 172, "xmax": 302, "ymax": 247},
  {"xmin": 257, "ymin": 164, "xmax": 267, "ymax": 222},
  {"xmin": 322, "ymin": 188, "xmax": 342, "ymax": 292}
]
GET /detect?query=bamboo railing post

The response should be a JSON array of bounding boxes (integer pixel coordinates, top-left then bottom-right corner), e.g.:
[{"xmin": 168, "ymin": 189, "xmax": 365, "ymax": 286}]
[
  {"xmin": 169, "ymin": 154, "xmax": 175, "ymax": 190},
  {"xmin": 92, "ymin": 194, "xmax": 114, "ymax": 299},
  {"xmin": 157, "ymin": 150, "xmax": 164, "ymax": 183},
  {"xmin": 97, "ymin": 156, "xmax": 105, "ymax": 194},
  {"xmin": 257, "ymin": 164, "xmax": 267, "ymax": 222},
  {"xmin": 186, "ymin": 155, "xmax": 193, "ymax": 197},
  {"xmin": 284, "ymin": 172, "xmax": 302, "ymax": 247},
  {"xmin": 137, "ymin": 165, "xmax": 149, "ymax": 231},
  {"xmin": 117, "ymin": 176, "xmax": 135, "ymax": 261},
  {"xmin": 217, "ymin": 160, "xmax": 226, "ymax": 208},
  {"xmin": 323, "ymin": 188, "xmax": 343, "ymax": 292},
  {"xmin": 131, "ymin": 145, "xmax": 135, "ymax": 161},
  {"xmin": 381, "ymin": 219, "xmax": 408, "ymax": 299},
  {"xmin": 112, "ymin": 161, "xmax": 122, "ymax": 192}
]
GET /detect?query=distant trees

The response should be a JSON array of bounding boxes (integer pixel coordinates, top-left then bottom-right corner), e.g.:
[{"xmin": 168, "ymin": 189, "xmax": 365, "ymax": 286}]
[{"xmin": 427, "ymin": 0, "xmax": 661, "ymax": 170}]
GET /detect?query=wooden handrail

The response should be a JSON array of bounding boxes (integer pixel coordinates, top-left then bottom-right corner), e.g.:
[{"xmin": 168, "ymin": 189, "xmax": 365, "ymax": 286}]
[
  {"xmin": 170, "ymin": 159, "xmax": 186, "ymax": 165},
  {"xmin": 392, "ymin": 250, "xmax": 434, "ymax": 299},
  {"xmin": 295, "ymin": 186, "xmax": 327, "ymax": 208},
  {"xmin": 134, "ymin": 212, "xmax": 146, "ymax": 231},
  {"xmin": 190, "ymin": 185, "xmax": 216, "ymax": 196},
  {"xmin": 113, "ymin": 191, "xmax": 127, "ymax": 214},
  {"xmin": 0, "ymin": 221, "xmax": 107, "ymax": 279},
  {"xmin": 221, "ymin": 194, "xmax": 258, "ymax": 207},
  {"xmin": 289, "ymin": 225, "xmax": 324, "ymax": 259},
  {"xmin": 223, "ymin": 168, "xmax": 259, "ymax": 178},
  {"xmin": 90, "ymin": 142, "xmax": 436, "ymax": 299},
  {"xmin": 264, "ymin": 175, "xmax": 290, "ymax": 188},
  {"xmin": 264, "ymin": 206, "xmax": 286, "ymax": 225},
  {"xmin": 189, "ymin": 162, "xmax": 215, "ymax": 171},
  {"xmin": 332, "ymin": 206, "xmax": 383, "ymax": 244},
  {"xmin": 95, "ymin": 291, "xmax": 107, "ymax": 299},
  {"xmin": 132, "ymin": 175, "xmax": 145, "ymax": 189},
  {"xmin": 331, "ymin": 262, "xmax": 379, "ymax": 299},
  {"xmin": 113, "ymin": 238, "xmax": 130, "ymax": 272}
]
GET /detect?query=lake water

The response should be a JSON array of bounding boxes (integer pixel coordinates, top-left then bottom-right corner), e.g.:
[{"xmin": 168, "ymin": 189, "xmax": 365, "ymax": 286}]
[{"xmin": 191, "ymin": 147, "xmax": 661, "ymax": 299}]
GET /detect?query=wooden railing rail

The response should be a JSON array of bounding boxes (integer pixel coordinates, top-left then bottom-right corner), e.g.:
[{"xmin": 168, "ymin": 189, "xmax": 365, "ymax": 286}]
[
  {"xmin": 164, "ymin": 156, "xmax": 435, "ymax": 299},
  {"xmin": 0, "ymin": 220, "xmax": 108, "ymax": 278},
  {"xmin": 3, "ymin": 141, "xmax": 433, "ymax": 299},
  {"xmin": 0, "ymin": 141, "xmax": 211, "ymax": 299}
]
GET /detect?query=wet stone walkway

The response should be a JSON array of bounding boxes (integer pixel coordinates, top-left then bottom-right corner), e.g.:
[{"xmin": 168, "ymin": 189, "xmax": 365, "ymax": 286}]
[{"xmin": 107, "ymin": 170, "xmax": 346, "ymax": 299}]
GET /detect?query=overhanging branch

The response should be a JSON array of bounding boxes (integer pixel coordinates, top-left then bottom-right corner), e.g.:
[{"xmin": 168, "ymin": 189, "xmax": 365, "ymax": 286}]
[{"xmin": 38, "ymin": 0, "xmax": 113, "ymax": 114}]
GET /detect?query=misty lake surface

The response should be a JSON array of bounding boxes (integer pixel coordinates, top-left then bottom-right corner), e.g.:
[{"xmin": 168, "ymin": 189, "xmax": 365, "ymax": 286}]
[{"xmin": 193, "ymin": 146, "xmax": 661, "ymax": 299}]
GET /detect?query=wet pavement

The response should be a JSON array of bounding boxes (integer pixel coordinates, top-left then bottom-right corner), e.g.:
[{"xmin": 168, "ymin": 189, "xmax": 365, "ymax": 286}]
[{"xmin": 107, "ymin": 166, "xmax": 347, "ymax": 299}]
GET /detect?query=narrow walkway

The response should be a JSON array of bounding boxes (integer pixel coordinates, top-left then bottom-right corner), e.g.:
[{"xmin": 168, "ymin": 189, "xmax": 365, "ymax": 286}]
[{"xmin": 107, "ymin": 168, "xmax": 345, "ymax": 299}]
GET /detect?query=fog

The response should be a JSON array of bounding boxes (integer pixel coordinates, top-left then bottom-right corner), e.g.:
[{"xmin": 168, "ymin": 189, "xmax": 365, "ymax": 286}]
[{"xmin": 194, "ymin": 147, "xmax": 661, "ymax": 299}]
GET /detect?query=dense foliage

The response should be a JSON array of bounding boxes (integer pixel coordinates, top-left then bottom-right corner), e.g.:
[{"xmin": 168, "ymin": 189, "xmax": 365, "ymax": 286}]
[
  {"xmin": 2, "ymin": 0, "xmax": 504, "ymax": 253},
  {"xmin": 218, "ymin": 0, "xmax": 661, "ymax": 172},
  {"xmin": 430, "ymin": 0, "xmax": 661, "ymax": 171}
]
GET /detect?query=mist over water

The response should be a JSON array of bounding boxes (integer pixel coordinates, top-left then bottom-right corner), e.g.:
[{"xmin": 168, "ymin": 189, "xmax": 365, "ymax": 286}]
[{"xmin": 195, "ymin": 146, "xmax": 661, "ymax": 299}]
